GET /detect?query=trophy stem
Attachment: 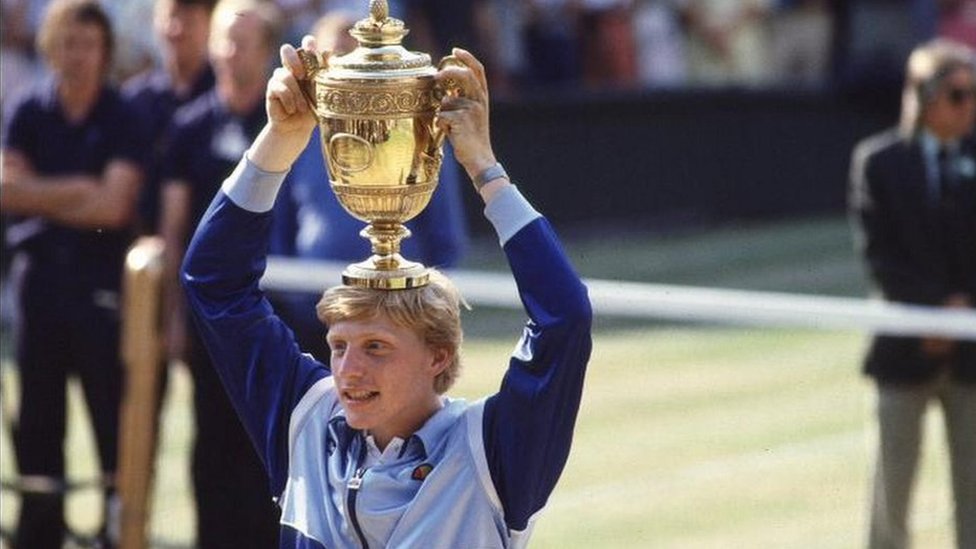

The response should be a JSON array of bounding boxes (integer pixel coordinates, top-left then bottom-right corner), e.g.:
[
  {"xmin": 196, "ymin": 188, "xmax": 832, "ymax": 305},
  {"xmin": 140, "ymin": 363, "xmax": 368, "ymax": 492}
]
[
  {"xmin": 341, "ymin": 221, "xmax": 429, "ymax": 290},
  {"xmin": 363, "ymin": 221, "xmax": 409, "ymax": 268}
]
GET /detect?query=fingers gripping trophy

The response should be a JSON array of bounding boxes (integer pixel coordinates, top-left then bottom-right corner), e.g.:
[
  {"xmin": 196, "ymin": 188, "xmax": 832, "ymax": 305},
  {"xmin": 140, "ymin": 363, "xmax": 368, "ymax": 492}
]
[{"xmin": 296, "ymin": 0, "xmax": 462, "ymax": 289}]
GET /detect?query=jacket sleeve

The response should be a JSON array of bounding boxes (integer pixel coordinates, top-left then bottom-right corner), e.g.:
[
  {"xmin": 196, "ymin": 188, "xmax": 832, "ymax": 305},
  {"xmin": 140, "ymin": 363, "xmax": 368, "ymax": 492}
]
[
  {"xmin": 480, "ymin": 186, "xmax": 593, "ymax": 532},
  {"xmin": 848, "ymin": 139, "xmax": 944, "ymax": 305},
  {"xmin": 181, "ymin": 156, "xmax": 329, "ymax": 497}
]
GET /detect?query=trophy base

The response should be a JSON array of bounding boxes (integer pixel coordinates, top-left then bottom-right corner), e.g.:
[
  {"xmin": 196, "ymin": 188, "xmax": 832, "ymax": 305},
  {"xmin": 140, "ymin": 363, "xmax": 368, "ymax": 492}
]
[{"xmin": 342, "ymin": 255, "xmax": 430, "ymax": 290}]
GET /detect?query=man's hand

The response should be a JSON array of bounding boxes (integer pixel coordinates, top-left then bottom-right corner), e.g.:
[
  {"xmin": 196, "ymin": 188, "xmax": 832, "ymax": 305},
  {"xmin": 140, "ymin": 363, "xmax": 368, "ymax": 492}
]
[
  {"xmin": 1, "ymin": 149, "xmax": 37, "ymax": 210},
  {"xmin": 435, "ymin": 48, "xmax": 505, "ymax": 201},
  {"xmin": 267, "ymin": 35, "xmax": 321, "ymax": 137},
  {"xmin": 1, "ymin": 149, "xmax": 34, "ymax": 183},
  {"xmin": 921, "ymin": 293, "xmax": 973, "ymax": 358},
  {"xmin": 249, "ymin": 35, "xmax": 327, "ymax": 173}
]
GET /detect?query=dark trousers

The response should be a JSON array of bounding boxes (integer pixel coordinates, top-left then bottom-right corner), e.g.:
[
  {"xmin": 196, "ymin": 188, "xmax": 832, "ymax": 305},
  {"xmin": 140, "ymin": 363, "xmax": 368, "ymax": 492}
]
[
  {"xmin": 10, "ymin": 255, "xmax": 122, "ymax": 548},
  {"xmin": 186, "ymin": 326, "xmax": 281, "ymax": 548}
]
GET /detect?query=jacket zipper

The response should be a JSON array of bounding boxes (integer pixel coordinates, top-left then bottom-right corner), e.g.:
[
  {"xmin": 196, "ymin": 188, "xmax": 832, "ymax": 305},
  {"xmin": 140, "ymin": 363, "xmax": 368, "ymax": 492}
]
[{"xmin": 347, "ymin": 441, "xmax": 369, "ymax": 549}]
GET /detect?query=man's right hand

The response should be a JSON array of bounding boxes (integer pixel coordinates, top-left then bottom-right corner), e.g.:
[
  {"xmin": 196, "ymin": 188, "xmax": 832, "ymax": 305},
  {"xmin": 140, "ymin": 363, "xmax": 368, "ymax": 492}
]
[
  {"xmin": 268, "ymin": 36, "xmax": 321, "ymax": 137},
  {"xmin": 249, "ymin": 35, "xmax": 327, "ymax": 173},
  {"xmin": 921, "ymin": 293, "xmax": 973, "ymax": 358}
]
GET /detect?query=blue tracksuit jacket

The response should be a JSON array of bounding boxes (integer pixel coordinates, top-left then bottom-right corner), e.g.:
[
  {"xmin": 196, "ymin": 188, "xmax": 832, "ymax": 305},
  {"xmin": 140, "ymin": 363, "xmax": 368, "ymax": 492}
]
[{"xmin": 181, "ymin": 157, "xmax": 592, "ymax": 548}]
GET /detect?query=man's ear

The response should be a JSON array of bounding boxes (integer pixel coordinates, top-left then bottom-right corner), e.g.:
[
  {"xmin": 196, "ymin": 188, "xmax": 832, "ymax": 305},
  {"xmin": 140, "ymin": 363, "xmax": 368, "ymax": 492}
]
[{"xmin": 427, "ymin": 346, "xmax": 451, "ymax": 378}]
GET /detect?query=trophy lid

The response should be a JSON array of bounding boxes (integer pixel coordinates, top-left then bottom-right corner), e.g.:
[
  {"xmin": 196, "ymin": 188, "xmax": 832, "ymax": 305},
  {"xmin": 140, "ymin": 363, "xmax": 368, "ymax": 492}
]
[{"xmin": 326, "ymin": 0, "xmax": 434, "ymax": 80}]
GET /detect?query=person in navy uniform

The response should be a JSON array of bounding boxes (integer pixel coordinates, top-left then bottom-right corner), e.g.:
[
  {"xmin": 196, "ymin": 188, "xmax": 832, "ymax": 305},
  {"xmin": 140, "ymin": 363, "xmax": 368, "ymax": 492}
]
[
  {"xmin": 0, "ymin": 0, "xmax": 146, "ymax": 546},
  {"xmin": 849, "ymin": 38, "xmax": 976, "ymax": 549},
  {"xmin": 180, "ymin": 36, "xmax": 592, "ymax": 546},
  {"xmin": 157, "ymin": 0, "xmax": 283, "ymax": 546},
  {"xmin": 123, "ymin": 0, "xmax": 218, "ymax": 235}
]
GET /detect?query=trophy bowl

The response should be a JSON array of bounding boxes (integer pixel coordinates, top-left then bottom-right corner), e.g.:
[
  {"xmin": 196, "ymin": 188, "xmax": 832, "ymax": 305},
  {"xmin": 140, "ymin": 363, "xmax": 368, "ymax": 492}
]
[{"xmin": 298, "ymin": 0, "xmax": 458, "ymax": 290}]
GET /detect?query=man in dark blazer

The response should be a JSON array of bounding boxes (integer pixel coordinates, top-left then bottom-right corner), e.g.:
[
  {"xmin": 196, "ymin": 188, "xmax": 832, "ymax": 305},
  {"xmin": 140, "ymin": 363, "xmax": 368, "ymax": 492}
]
[{"xmin": 849, "ymin": 38, "xmax": 976, "ymax": 549}]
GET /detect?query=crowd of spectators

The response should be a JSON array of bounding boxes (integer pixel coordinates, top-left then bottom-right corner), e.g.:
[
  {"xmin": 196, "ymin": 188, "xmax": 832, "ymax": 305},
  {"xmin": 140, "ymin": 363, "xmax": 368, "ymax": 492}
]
[{"xmin": 3, "ymin": 0, "xmax": 976, "ymax": 108}]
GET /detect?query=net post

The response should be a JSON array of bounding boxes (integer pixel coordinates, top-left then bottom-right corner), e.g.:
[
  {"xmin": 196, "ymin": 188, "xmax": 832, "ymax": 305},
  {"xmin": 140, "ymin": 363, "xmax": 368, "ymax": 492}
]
[{"xmin": 117, "ymin": 236, "xmax": 165, "ymax": 549}]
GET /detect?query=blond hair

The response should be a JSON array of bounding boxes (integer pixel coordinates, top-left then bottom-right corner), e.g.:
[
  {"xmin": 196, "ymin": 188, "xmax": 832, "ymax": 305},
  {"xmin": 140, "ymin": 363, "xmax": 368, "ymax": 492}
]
[
  {"xmin": 900, "ymin": 38, "xmax": 976, "ymax": 137},
  {"xmin": 37, "ymin": 0, "xmax": 114, "ymax": 72},
  {"xmin": 317, "ymin": 270, "xmax": 464, "ymax": 394}
]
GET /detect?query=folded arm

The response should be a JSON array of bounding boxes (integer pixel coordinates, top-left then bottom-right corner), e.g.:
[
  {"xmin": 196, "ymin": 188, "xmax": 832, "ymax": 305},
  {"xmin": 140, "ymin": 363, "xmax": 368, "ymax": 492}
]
[{"xmin": 1, "ymin": 148, "xmax": 143, "ymax": 229}]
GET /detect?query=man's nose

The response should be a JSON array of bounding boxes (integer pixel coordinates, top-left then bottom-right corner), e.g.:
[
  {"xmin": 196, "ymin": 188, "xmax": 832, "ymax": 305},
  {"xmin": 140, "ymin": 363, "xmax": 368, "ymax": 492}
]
[{"xmin": 336, "ymin": 350, "xmax": 367, "ymax": 378}]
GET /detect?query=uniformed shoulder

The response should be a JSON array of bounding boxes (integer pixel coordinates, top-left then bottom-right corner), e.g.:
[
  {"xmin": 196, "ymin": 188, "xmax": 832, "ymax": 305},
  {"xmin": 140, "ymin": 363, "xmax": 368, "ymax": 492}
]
[
  {"xmin": 2, "ymin": 82, "xmax": 58, "ymax": 146},
  {"xmin": 100, "ymin": 86, "xmax": 133, "ymax": 110},
  {"xmin": 853, "ymin": 128, "xmax": 905, "ymax": 165},
  {"xmin": 171, "ymin": 89, "xmax": 219, "ymax": 131},
  {"xmin": 5, "ymin": 81, "xmax": 51, "ymax": 117},
  {"xmin": 121, "ymin": 69, "xmax": 169, "ymax": 100},
  {"xmin": 88, "ymin": 86, "xmax": 143, "ymax": 127}
]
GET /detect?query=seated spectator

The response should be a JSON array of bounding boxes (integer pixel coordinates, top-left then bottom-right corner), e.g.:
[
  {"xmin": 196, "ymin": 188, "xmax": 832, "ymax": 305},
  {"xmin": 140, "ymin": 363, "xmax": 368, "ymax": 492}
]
[
  {"xmin": 769, "ymin": 0, "xmax": 833, "ymax": 87},
  {"xmin": 523, "ymin": 0, "xmax": 581, "ymax": 90},
  {"xmin": 403, "ymin": 0, "xmax": 511, "ymax": 94},
  {"xmin": 679, "ymin": 0, "xmax": 774, "ymax": 87},
  {"xmin": 578, "ymin": 0, "xmax": 639, "ymax": 89},
  {"xmin": 633, "ymin": 0, "xmax": 687, "ymax": 88},
  {"xmin": 939, "ymin": 0, "xmax": 976, "ymax": 49}
]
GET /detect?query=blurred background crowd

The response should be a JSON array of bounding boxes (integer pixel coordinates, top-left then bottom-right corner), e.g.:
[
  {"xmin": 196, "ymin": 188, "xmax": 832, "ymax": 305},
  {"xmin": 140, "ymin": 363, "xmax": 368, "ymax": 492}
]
[{"xmin": 3, "ymin": 0, "xmax": 976, "ymax": 110}]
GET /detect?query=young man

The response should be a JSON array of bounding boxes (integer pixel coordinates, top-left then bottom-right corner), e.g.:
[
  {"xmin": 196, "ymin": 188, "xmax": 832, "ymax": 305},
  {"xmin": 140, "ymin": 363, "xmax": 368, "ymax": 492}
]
[
  {"xmin": 181, "ymin": 36, "xmax": 593, "ymax": 546},
  {"xmin": 849, "ymin": 38, "xmax": 976, "ymax": 549},
  {"xmin": 123, "ymin": 0, "xmax": 217, "ymax": 235},
  {"xmin": 0, "ymin": 0, "xmax": 146, "ymax": 545}
]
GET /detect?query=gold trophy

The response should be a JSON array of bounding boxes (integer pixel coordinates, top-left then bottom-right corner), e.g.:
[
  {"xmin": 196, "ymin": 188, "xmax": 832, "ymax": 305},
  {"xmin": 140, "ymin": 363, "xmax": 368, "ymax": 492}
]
[{"xmin": 297, "ymin": 0, "xmax": 459, "ymax": 289}]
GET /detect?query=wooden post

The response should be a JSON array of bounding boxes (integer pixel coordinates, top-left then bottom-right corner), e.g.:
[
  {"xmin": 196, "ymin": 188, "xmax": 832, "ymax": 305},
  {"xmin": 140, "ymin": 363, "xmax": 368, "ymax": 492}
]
[{"xmin": 117, "ymin": 236, "xmax": 165, "ymax": 549}]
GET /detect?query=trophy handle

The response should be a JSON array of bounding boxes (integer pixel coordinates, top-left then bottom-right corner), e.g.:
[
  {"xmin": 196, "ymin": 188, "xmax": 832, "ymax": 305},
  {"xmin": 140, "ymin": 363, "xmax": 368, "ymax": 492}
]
[
  {"xmin": 432, "ymin": 54, "xmax": 465, "ymax": 148},
  {"xmin": 434, "ymin": 54, "xmax": 465, "ymax": 100},
  {"xmin": 295, "ymin": 48, "xmax": 326, "ymax": 117}
]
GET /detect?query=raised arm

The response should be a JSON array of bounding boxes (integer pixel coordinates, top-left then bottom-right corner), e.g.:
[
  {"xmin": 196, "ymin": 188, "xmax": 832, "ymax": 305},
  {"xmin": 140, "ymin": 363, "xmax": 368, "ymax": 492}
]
[
  {"xmin": 180, "ymin": 37, "xmax": 330, "ymax": 495},
  {"xmin": 436, "ymin": 49, "xmax": 594, "ymax": 532}
]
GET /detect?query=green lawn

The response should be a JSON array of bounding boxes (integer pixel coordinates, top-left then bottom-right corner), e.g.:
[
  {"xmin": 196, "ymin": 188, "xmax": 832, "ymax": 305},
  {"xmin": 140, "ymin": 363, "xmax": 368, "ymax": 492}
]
[{"xmin": 0, "ymin": 215, "xmax": 958, "ymax": 547}]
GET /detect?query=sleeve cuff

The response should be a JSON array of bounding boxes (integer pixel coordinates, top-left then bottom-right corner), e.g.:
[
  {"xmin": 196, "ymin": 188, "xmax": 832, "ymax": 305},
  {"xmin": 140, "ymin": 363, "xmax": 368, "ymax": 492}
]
[
  {"xmin": 220, "ymin": 153, "xmax": 289, "ymax": 213},
  {"xmin": 484, "ymin": 184, "xmax": 542, "ymax": 246}
]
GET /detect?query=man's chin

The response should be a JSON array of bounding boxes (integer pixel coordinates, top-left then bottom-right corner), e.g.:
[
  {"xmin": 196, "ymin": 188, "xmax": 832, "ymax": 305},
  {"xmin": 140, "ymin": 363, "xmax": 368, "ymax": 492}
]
[{"xmin": 342, "ymin": 410, "xmax": 373, "ymax": 431}]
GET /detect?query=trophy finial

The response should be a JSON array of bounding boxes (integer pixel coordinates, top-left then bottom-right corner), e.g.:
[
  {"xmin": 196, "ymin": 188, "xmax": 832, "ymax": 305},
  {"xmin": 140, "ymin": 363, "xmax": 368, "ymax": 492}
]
[
  {"xmin": 351, "ymin": 0, "xmax": 406, "ymax": 46},
  {"xmin": 369, "ymin": 0, "xmax": 388, "ymax": 22}
]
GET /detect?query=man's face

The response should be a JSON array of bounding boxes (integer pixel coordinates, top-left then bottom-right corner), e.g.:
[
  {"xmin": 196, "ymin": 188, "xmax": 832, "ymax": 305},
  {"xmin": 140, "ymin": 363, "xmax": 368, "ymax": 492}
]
[
  {"xmin": 156, "ymin": 0, "xmax": 211, "ymax": 68},
  {"xmin": 925, "ymin": 67, "xmax": 976, "ymax": 140},
  {"xmin": 50, "ymin": 19, "xmax": 108, "ymax": 85},
  {"xmin": 327, "ymin": 313, "xmax": 449, "ymax": 447},
  {"xmin": 209, "ymin": 11, "xmax": 270, "ymax": 91}
]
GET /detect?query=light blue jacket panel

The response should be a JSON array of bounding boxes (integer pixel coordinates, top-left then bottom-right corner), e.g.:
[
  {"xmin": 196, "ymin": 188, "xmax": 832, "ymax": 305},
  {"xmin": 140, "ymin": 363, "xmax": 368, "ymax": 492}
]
[{"xmin": 281, "ymin": 376, "xmax": 530, "ymax": 548}]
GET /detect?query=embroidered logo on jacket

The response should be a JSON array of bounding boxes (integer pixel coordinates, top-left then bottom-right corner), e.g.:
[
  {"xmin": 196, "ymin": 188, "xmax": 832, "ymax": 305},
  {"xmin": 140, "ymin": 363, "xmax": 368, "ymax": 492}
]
[{"xmin": 411, "ymin": 463, "xmax": 433, "ymax": 481}]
